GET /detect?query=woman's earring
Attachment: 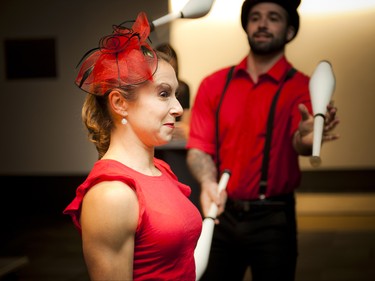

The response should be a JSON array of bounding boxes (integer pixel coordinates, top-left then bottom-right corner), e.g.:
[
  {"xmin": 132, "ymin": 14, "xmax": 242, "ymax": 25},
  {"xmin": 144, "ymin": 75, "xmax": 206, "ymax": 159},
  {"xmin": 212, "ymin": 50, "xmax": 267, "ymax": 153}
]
[{"xmin": 121, "ymin": 118, "xmax": 127, "ymax": 125}]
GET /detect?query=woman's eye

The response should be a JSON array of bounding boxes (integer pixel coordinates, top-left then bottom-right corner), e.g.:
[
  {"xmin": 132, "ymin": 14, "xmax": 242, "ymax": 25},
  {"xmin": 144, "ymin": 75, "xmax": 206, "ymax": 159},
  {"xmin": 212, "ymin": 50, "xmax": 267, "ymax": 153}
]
[{"xmin": 160, "ymin": 91, "xmax": 170, "ymax": 98}]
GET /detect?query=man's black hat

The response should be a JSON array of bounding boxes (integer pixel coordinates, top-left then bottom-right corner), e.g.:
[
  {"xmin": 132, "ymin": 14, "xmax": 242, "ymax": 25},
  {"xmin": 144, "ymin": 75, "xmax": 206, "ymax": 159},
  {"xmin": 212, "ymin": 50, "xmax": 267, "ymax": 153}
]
[{"xmin": 241, "ymin": 0, "xmax": 301, "ymax": 40}]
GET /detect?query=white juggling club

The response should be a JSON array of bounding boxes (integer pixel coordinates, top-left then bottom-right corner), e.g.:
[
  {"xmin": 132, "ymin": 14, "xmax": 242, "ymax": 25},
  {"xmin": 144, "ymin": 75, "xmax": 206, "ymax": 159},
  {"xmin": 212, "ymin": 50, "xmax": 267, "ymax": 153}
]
[
  {"xmin": 194, "ymin": 169, "xmax": 231, "ymax": 281},
  {"xmin": 151, "ymin": 0, "xmax": 215, "ymax": 29},
  {"xmin": 309, "ymin": 60, "xmax": 336, "ymax": 167}
]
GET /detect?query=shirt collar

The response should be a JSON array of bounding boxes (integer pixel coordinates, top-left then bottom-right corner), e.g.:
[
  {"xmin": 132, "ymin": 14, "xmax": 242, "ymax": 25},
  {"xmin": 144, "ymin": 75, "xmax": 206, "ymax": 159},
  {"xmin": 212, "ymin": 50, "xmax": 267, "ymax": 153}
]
[
  {"xmin": 267, "ymin": 56, "xmax": 292, "ymax": 83},
  {"xmin": 236, "ymin": 55, "xmax": 292, "ymax": 83}
]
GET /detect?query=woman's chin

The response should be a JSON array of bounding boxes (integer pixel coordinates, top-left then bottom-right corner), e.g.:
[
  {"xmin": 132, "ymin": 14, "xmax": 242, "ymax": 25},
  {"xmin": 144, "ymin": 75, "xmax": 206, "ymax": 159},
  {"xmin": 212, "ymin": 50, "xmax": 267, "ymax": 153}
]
[
  {"xmin": 164, "ymin": 135, "xmax": 173, "ymax": 144},
  {"xmin": 155, "ymin": 135, "xmax": 172, "ymax": 147}
]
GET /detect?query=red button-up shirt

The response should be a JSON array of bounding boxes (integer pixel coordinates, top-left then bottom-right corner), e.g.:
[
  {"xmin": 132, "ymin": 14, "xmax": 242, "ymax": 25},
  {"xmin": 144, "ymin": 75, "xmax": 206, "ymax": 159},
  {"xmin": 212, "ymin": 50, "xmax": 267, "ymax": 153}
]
[{"xmin": 187, "ymin": 56, "xmax": 312, "ymax": 200}]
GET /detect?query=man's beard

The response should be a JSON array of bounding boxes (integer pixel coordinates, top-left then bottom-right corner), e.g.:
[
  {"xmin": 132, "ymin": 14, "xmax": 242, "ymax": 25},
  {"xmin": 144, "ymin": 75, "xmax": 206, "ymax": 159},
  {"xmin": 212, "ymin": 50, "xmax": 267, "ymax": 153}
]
[{"xmin": 248, "ymin": 32, "xmax": 288, "ymax": 55}]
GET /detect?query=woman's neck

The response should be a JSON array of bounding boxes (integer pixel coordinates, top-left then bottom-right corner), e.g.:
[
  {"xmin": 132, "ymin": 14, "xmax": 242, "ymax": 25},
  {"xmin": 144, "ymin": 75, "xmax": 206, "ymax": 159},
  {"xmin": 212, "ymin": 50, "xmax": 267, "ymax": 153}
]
[{"xmin": 103, "ymin": 137, "xmax": 160, "ymax": 176}]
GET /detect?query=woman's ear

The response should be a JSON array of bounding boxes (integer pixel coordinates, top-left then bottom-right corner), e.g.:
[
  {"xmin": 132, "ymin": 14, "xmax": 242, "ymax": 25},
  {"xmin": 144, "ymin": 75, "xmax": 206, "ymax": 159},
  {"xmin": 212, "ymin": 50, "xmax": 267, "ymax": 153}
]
[
  {"xmin": 286, "ymin": 26, "xmax": 296, "ymax": 42},
  {"xmin": 108, "ymin": 90, "xmax": 128, "ymax": 117}
]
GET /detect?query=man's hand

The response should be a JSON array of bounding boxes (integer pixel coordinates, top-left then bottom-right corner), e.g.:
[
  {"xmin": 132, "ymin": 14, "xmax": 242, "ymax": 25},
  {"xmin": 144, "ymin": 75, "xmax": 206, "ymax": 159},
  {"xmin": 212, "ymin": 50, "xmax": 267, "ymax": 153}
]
[
  {"xmin": 200, "ymin": 181, "xmax": 227, "ymax": 224},
  {"xmin": 294, "ymin": 102, "xmax": 340, "ymax": 155},
  {"xmin": 322, "ymin": 102, "xmax": 340, "ymax": 141}
]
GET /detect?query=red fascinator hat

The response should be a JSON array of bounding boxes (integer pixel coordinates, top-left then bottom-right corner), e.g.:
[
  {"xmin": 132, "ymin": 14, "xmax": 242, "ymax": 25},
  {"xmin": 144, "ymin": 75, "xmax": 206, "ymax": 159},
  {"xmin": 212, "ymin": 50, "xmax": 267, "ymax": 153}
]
[{"xmin": 75, "ymin": 12, "xmax": 157, "ymax": 96}]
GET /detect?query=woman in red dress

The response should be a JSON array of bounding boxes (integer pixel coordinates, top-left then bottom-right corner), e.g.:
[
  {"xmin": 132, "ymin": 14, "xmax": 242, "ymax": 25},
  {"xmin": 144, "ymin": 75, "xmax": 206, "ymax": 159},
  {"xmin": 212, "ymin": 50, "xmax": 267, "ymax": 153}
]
[{"xmin": 64, "ymin": 12, "xmax": 202, "ymax": 281}]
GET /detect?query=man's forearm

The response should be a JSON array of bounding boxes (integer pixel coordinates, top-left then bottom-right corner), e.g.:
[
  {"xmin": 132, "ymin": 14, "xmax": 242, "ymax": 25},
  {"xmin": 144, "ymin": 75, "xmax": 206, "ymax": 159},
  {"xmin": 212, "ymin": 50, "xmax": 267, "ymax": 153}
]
[{"xmin": 186, "ymin": 148, "xmax": 217, "ymax": 185}]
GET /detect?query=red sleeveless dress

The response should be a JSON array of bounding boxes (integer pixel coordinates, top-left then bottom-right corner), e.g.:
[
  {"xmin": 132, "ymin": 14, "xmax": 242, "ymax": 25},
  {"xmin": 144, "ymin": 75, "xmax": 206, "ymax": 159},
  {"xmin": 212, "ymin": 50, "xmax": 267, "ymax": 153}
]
[{"xmin": 64, "ymin": 158, "xmax": 202, "ymax": 280}]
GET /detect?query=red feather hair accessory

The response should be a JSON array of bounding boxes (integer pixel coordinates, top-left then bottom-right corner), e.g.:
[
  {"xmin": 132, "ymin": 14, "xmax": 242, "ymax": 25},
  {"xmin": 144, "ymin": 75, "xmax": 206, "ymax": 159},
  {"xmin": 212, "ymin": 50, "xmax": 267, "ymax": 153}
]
[{"xmin": 75, "ymin": 12, "xmax": 157, "ymax": 96}]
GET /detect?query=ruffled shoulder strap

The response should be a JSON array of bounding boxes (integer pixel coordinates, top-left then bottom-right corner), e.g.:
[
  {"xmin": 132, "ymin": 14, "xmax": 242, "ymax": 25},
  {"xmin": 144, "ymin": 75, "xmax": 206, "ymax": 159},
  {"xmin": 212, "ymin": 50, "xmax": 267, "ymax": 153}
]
[{"xmin": 63, "ymin": 160, "xmax": 146, "ymax": 233}]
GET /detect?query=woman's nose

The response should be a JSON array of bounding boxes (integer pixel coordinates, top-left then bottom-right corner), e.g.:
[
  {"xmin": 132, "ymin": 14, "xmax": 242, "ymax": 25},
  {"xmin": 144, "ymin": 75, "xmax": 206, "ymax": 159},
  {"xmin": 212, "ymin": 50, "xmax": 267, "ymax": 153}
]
[{"xmin": 170, "ymin": 98, "xmax": 183, "ymax": 118}]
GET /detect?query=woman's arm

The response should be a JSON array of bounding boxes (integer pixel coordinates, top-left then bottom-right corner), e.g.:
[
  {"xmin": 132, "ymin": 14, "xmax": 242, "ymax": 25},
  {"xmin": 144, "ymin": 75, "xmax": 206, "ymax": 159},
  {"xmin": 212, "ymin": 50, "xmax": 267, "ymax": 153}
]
[{"xmin": 80, "ymin": 181, "xmax": 139, "ymax": 280}]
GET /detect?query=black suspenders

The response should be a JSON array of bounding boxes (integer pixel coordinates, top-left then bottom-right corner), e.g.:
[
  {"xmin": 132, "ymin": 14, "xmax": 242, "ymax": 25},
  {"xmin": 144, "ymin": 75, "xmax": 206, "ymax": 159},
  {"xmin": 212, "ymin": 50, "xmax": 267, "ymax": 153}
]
[
  {"xmin": 215, "ymin": 66, "xmax": 235, "ymax": 179},
  {"xmin": 258, "ymin": 67, "xmax": 296, "ymax": 199},
  {"xmin": 215, "ymin": 66, "xmax": 296, "ymax": 198}
]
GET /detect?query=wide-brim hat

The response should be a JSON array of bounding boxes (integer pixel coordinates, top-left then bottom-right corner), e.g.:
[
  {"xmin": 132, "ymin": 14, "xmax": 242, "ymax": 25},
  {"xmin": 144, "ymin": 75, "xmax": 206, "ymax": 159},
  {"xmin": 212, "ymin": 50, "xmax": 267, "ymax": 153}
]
[{"xmin": 241, "ymin": 0, "xmax": 301, "ymax": 40}]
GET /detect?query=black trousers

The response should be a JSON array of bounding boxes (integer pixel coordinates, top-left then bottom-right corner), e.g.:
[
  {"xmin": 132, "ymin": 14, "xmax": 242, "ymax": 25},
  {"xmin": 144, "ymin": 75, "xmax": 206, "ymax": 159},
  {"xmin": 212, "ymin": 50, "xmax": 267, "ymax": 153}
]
[{"xmin": 200, "ymin": 193, "xmax": 298, "ymax": 281}]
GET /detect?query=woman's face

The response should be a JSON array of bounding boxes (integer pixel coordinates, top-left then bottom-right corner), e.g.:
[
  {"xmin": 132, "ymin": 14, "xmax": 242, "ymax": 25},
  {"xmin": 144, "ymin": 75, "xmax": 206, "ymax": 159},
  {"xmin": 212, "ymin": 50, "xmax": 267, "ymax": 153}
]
[{"xmin": 126, "ymin": 60, "xmax": 183, "ymax": 147}]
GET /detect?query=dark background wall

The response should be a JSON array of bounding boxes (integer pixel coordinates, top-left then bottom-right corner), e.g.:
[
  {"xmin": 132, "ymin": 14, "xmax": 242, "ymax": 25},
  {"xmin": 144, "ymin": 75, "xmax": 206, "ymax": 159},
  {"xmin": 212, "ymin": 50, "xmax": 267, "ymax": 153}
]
[{"xmin": 0, "ymin": 0, "xmax": 170, "ymax": 175}]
